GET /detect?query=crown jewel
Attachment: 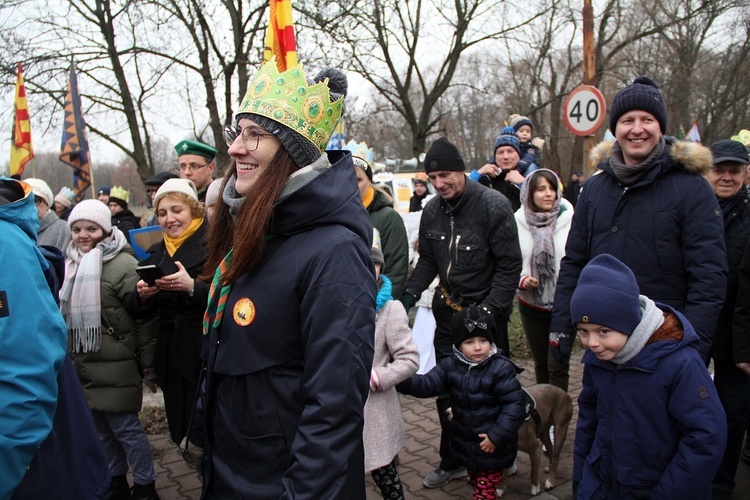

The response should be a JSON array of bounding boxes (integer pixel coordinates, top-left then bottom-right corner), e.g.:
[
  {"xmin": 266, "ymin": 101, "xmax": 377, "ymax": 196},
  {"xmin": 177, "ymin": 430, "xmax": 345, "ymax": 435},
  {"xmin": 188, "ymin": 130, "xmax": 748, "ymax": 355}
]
[
  {"xmin": 236, "ymin": 61, "xmax": 344, "ymax": 151},
  {"xmin": 110, "ymin": 186, "xmax": 130, "ymax": 202}
]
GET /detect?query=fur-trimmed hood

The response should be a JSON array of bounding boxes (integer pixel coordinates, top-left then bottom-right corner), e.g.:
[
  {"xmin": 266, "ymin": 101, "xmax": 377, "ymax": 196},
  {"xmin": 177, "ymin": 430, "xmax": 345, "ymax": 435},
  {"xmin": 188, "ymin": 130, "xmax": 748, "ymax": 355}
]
[{"xmin": 589, "ymin": 137, "xmax": 713, "ymax": 176}]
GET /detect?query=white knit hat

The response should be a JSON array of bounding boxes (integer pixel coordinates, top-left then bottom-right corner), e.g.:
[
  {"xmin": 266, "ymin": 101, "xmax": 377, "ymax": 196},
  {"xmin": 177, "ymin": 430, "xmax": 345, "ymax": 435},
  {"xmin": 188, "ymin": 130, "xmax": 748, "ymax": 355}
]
[
  {"xmin": 24, "ymin": 178, "xmax": 54, "ymax": 207},
  {"xmin": 68, "ymin": 199, "xmax": 113, "ymax": 234},
  {"xmin": 153, "ymin": 178, "xmax": 199, "ymax": 210}
]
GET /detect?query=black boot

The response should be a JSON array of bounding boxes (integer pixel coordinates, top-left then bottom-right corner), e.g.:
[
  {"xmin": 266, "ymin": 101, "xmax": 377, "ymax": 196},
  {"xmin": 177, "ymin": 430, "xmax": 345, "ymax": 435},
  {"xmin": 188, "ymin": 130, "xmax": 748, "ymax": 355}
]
[
  {"xmin": 103, "ymin": 474, "xmax": 130, "ymax": 500},
  {"xmin": 131, "ymin": 481, "xmax": 159, "ymax": 500}
]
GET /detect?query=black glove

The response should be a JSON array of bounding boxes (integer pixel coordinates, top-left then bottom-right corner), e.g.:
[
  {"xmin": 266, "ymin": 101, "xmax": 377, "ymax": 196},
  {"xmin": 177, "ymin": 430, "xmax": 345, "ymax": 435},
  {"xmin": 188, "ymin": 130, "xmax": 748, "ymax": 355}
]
[
  {"xmin": 400, "ymin": 292, "xmax": 416, "ymax": 311},
  {"xmin": 549, "ymin": 331, "xmax": 572, "ymax": 363},
  {"xmin": 142, "ymin": 367, "xmax": 158, "ymax": 393}
]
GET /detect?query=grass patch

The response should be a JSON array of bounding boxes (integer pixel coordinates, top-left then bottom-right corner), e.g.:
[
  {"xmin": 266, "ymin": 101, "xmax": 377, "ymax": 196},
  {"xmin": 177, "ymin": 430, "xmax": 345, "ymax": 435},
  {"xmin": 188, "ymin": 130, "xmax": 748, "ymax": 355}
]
[{"xmin": 139, "ymin": 405, "xmax": 169, "ymax": 435}]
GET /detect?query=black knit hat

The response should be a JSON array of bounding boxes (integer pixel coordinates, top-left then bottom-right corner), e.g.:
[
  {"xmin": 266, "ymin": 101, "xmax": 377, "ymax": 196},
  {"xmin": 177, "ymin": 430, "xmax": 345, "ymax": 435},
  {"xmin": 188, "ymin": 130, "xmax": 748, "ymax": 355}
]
[
  {"xmin": 570, "ymin": 254, "xmax": 642, "ymax": 335},
  {"xmin": 452, "ymin": 305, "xmax": 496, "ymax": 348},
  {"xmin": 237, "ymin": 68, "xmax": 348, "ymax": 170},
  {"xmin": 710, "ymin": 139, "xmax": 749, "ymax": 166},
  {"xmin": 609, "ymin": 76, "xmax": 667, "ymax": 134},
  {"xmin": 424, "ymin": 137, "xmax": 466, "ymax": 174}
]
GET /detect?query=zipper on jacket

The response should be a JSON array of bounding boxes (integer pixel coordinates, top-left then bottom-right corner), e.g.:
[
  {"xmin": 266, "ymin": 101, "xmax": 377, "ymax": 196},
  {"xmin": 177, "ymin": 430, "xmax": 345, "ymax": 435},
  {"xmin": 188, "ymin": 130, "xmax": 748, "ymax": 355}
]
[{"xmin": 446, "ymin": 216, "xmax": 455, "ymax": 293}]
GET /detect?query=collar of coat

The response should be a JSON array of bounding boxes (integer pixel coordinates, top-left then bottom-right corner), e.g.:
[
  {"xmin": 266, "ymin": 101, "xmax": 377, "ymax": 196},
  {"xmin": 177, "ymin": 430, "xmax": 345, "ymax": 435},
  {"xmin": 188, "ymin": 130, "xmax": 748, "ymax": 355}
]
[{"xmin": 589, "ymin": 137, "xmax": 713, "ymax": 177}]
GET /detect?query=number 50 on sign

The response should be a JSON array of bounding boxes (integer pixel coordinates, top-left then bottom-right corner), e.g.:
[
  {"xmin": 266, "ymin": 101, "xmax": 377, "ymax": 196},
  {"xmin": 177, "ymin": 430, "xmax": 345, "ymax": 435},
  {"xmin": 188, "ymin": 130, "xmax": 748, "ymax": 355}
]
[{"xmin": 563, "ymin": 85, "xmax": 606, "ymax": 136}]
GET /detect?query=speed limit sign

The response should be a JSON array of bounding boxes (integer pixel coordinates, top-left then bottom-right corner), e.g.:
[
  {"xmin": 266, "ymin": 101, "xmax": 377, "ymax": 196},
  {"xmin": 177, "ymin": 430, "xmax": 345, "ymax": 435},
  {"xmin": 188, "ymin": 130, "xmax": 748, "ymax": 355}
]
[{"xmin": 563, "ymin": 85, "xmax": 606, "ymax": 136}]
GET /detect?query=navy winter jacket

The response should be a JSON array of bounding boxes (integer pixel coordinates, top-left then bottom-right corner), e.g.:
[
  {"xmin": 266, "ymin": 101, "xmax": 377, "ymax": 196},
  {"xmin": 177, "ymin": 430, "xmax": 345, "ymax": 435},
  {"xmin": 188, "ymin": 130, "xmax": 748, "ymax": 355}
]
[
  {"xmin": 551, "ymin": 138, "xmax": 727, "ymax": 359},
  {"xmin": 398, "ymin": 348, "xmax": 526, "ymax": 472},
  {"xmin": 574, "ymin": 305, "xmax": 726, "ymax": 499}
]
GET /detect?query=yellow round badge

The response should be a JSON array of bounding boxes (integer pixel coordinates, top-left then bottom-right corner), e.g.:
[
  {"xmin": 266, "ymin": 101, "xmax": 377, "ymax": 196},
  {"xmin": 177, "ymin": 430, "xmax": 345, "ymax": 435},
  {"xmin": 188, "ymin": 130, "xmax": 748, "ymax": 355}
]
[{"xmin": 233, "ymin": 298, "xmax": 256, "ymax": 326}]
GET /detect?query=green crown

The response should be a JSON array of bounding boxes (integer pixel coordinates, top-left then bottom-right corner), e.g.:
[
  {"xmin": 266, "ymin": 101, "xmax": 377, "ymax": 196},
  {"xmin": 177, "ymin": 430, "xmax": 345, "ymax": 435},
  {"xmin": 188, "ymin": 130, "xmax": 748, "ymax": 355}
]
[{"xmin": 236, "ymin": 61, "xmax": 344, "ymax": 151}]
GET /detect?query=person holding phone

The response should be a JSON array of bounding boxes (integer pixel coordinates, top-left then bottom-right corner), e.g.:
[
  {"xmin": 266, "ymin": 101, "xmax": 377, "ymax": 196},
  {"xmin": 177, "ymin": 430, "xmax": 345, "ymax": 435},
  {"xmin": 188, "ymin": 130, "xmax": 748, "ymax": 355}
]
[
  {"xmin": 60, "ymin": 200, "xmax": 160, "ymax": 500},
  {"xmin": 126, "ymin": 178, "xmax": 209, "ymax": 451}
]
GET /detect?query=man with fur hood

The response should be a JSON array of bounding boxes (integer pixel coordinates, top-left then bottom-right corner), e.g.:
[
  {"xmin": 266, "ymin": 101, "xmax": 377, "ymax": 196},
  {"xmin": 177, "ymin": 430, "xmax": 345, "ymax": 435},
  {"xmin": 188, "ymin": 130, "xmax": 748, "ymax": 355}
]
[{"xmin": 548, "ymin": 76, "xmax": 727, "ymax": 380}]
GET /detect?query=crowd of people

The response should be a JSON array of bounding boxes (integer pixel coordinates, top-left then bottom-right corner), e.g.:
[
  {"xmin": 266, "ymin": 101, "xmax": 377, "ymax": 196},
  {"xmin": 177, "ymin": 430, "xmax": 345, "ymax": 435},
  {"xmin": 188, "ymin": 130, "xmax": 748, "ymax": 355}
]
[{"xmin": 2, "ymin": 61, "xmax": 750, "ymax": 500}]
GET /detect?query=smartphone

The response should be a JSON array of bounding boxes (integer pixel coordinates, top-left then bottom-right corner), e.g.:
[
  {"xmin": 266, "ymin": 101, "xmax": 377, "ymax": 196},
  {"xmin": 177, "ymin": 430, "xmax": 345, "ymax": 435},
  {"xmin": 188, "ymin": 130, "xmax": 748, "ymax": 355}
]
[{"xmin": 136, "ymin": 265, "xmax": 165, "ymax": 286}]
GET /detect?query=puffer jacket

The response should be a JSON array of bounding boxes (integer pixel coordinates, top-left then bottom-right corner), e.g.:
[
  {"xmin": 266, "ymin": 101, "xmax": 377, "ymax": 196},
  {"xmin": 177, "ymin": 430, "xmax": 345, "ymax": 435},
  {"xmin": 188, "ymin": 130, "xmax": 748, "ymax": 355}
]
[
  {"xmin": 551, "ymin": 138, "xmax": 727, "ymax": 359},
  {"xmin": 574, "ymin": 305, "xmax": 726, "ymax": 499},
  {"xmin": 368, "ymin": 188, "xmax": 409, "ymax": 299},
  {"xmin": 712, "ymin": 189, "xmax": 750, "ymax": 360},
  {"xmin": 406, "ymin": 178, "xmax": 521, "ymax": 319},
  {"xmin": 398, "ymin": 348, "xmax": 526, "ymax": 471},
  {"xmin": 198, "ymin": 151, "xmax": 376, "ymax": 499},
  {"xmin": 70, "ymin": 248, "xmax": 159, "ymax": 413}
]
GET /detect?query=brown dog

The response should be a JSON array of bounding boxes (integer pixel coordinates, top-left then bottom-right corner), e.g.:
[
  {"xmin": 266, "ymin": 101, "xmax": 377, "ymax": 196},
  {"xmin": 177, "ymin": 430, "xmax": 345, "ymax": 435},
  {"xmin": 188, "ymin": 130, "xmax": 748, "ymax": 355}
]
[{"xmin": 498, "ymin": 383, "xmax": 574, "ymax": 497}]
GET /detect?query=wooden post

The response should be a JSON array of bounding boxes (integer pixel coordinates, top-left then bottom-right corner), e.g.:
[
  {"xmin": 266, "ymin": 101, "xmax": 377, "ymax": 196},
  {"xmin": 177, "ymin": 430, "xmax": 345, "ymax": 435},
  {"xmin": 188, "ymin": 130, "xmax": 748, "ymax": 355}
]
[{"xmin": 583, "ymin": 0, "xmax": 596, "ymax": 179}]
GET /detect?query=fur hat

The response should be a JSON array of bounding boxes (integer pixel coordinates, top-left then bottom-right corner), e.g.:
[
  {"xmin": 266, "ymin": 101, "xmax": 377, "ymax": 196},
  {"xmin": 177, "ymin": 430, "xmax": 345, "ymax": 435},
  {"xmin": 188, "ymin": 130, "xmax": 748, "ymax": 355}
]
[
  {"xmin": 609, "ymin": 76, "xmax": 667, "ymax": 134},
  {"xmin": 153, "ymin": 178, "xmax": 198, "ymax": 210},
  {"xmin": 452, "ymin": 305, "xmax": 496, "ymax": 348},
  {"xmin": 68, "ymin": 199, "xmax": 113, "ymax": 234},
  {"xmin": 54, "ymin": 186, "xmax": 75, "ymax": 208},
  {"xmin": 509, "ymin": 114, "xmax": 534, "ymax": 132},
  {"xmin": 494, "ymin": 126, "xmax": 521, "ymax": 156},
  {"xmin": 570, "ymin": 254, "xmax": 642, "ymax": 335},
  {"xmin": 238, "ymin": 67, "xmax": 348, "ymax": 170},
  {"xmin": 25, "ymin": 178, "xmax": 54, "ymax": 207},
  {"xmin": 109, "ymin": 186, "xmax": 130, "ymax": 210},
  {"xmin": 424, "ymin": 137, "xmax": 465, "ymax": 174}
]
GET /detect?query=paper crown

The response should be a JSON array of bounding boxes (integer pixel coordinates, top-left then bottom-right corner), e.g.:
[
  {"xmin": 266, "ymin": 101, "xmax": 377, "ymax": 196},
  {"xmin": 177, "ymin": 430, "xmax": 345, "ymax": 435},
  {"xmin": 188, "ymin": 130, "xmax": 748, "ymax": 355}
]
[
  {"xmin": 110, "ymin": 186, "xmax": 130, "ymax": 203},
  {"xmin": 732, "ymin": 129, "xmax": 750, "ymax": 147},
  {"xmin": 343, "ymin": 140, "xmax": 375, "ymax": 166},
  {"xmin": 236, "ymin": 60, "xmax": 344, "ymax": 151},
  {"xmin": 57, "ymin": 186, "xmax": 75, "ymax": 202}
]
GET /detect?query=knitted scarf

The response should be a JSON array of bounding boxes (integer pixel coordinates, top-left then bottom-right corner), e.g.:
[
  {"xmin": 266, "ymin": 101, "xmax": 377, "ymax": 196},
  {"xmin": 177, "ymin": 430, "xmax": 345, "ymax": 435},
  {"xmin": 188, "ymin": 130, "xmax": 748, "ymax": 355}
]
[
  {"xmin": 376, "ymin": 275, "xmax": 393, "ymax": 312},
  {"xmin": 519, "ymin": 171, "xmax": 562, "ymax": 308},
  {"xmin": 611, "ymin": 296, "xmax": 664, "ymax": 365},
  {"xmin": 60, "ymin": 227, "xmax": 128, "ymax": 353}
]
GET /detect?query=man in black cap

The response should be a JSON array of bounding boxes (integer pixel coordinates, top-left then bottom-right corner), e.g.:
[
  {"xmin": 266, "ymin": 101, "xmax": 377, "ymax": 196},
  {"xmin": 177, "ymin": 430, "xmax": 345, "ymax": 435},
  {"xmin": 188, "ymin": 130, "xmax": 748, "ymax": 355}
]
[
  {"xmin": 705, "ymin": 139, "xmax": 750, "ymax": 499},
  {"xmin": 548, "ymin": 76, "xmax": 727, "ymax": 388},
  {"xmin": 143, "ymin": 171, "xmax": 179, "ymax": 226},
  {"xmin": 401, "ymin": 137, "xmax": 522, "ymax": 488}
]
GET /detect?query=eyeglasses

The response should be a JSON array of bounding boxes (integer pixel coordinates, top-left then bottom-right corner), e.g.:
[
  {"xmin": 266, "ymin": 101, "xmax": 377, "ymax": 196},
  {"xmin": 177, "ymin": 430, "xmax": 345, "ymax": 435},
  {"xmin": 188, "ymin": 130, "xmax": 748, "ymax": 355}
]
[
  {"xmin": 223, "ymin": 124, "xmax": 274, "ymax": 151},
  {"xmin": 176, "ymin": 161, "xmax": 212, "ymax": 173}
]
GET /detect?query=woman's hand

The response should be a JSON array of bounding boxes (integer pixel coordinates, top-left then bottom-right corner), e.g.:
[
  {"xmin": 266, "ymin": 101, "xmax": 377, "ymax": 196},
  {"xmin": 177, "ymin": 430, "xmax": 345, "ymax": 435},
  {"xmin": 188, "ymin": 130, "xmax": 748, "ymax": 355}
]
[
  {"xmin": 137, "ymin": 279, "xmax": 160, "ymax": 302},
  {"xmin": 155, "ymin": 261, "xmax": 194, "ymax": 294}
]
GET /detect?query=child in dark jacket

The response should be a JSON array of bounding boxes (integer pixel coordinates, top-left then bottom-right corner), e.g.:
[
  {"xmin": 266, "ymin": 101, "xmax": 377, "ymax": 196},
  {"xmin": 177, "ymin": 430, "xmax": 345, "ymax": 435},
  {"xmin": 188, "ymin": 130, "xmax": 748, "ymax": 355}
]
[
  {"xmin": 398, "ymin": 305, "xmax": 526, "ymax": 499},
  {"xmin": 509, "ymin": 114, "xmax": 544, "ymax": 174},
  {"xmin": 571, "ymin": 254, "xmax": 727, "ymax": 499}
]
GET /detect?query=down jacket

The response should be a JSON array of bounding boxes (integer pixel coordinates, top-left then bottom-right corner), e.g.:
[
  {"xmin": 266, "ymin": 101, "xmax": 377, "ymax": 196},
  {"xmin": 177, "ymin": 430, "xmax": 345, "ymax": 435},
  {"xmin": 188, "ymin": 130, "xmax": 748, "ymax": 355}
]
[
  {"xmin": 367, "ymin": 188, "xmax": 409, "ymax": 299},
  {"xmin": 551, "ymin": 138, "xmax": 727, "ymax": 359},
  {"xmin": 198, "ymin": 151, "xmax": 376, "ymax": 499},
  {"xmin": 70, "ymin": 248, "xmax": 159, "ymax": 413},
  {"xmin": 574, "ymin": 305, "xmax": 726, "ymax": 499},
  {"xmin": 398, "ymin": 348, "xmax": 526, "ymax": 472}
]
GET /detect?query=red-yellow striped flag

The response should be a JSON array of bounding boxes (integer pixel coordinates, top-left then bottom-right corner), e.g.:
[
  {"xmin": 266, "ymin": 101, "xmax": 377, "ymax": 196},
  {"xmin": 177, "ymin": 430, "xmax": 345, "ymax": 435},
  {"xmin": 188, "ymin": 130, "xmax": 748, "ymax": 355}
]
[
  {"xmin": 263, "ymin": 0, "xmax": 298, "ymax": 72},
  {"xmin": 10, "ymin": 63, "xmax": 34, "ymax": 177}
]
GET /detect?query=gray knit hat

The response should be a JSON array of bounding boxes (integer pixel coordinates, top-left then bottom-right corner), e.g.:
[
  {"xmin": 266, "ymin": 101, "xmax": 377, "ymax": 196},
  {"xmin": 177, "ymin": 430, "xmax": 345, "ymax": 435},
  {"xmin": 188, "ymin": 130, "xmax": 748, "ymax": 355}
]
[
  {"xmin": 609, "ymin": 76, "xmax": 667, "ymax": 134},
  {"xmin": 237, "ymin": 68, "xmax": 348, "ymax": 169}
]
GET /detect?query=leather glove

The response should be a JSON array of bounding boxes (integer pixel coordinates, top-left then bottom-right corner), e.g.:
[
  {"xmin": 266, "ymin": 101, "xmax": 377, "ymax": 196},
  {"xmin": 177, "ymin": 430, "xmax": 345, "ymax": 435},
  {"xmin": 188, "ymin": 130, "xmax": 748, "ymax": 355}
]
[
  {"xmin": 142, "ymin": 367, "xmax": 158, "ymax": 393},
  {"xmin": 400, "ymin": 292, "xmax": 416, "ymax": 311},
  {"xmin": 549, "ymin": 332, "xmax": 572, "ymax": 363}
]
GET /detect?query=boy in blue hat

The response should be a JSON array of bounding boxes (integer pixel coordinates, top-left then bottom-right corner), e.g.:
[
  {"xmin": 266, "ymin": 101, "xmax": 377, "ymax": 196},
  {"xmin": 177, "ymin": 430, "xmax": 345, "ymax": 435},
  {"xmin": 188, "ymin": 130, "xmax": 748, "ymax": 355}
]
[{"xmin": 571, "ymin": 254, "xmax": 726, "ymax": 499}]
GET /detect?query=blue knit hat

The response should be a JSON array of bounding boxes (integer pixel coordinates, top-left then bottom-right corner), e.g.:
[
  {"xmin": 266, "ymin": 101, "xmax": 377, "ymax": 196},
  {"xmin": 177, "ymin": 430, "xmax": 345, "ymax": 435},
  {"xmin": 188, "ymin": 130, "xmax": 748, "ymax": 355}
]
[
  {"xmin": 609, "ymin": 76, "xmax": 667, "ymax": 134},
  {"xmin": 570, "ymin": 254, "xmax": 641, "ymax": 335},
  {"xmin": 494, "ymin": 126, "xmax": 521, "ymax": 156}
]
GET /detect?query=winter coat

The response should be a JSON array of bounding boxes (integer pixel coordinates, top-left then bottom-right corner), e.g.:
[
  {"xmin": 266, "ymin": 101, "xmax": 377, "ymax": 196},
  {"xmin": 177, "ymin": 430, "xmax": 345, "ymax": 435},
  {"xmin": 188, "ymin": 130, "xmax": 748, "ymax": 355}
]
[
  {"xmin": 70, "ymin": 249, "xmax": 159, "ymax": 413},
  {"xmin": 478, "ymin": 170, "xmax": 522, "ymax": 212},
  {"xmin": 409, "ymin": 191, "xmax": 428, "ymax": 212},
  {"xmin": 515, "ymin": 198, "xmax": 574, "ymax": 314},
  {"xmin": 564, "ymin": 178, "xmax": 581, "ymax": 207},
  {"xmin": 0, "ymin": 180, "xmax": 107, "ymax": 499},
  {"xmin": 398, "ymin": 348, "xmax": 526, "ymax": 472},
  {"xmin": 574, "ymin": 305, "xmax": 727, "ymax": 499},
  {"xmin": 112, "ymin": 208, "xmax": 141, "ymax": 244},
  {"xmin": 406, "ymin": 178, "xmax": 522, "ymax": 320},
  {"xmin": 368, "ymin": 188, "xmax": 409, "ymax": 299},
  {"xmin": 551, "ymin": 138, "xmax": 727, "ymax": 359},
  {"xmin": 364, "ymin": 299, "xmax": 419, "ymax": 471},
  {"xmin": 199, "ymin": 151, "xmax": 376, "ymax": 499},
  {"xmin": 732, "ymin": 236, "xmax": 750, "ymax": 363},
  {"xmin": 37, "ymin": 209, "xmax": 71, "ymax": 251},
  {"xmin": 125, "ymin": 219, "xmax": 209, "ymax": 444},
  {"xmin": 712, "ymin": 188, "xmax": 750, "ymax": 360}
]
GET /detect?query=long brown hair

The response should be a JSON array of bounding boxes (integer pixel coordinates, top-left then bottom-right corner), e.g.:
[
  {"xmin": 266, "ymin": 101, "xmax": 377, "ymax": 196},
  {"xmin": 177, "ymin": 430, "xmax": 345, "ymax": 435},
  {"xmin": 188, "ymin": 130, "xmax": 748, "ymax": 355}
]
[
  {"xmin": 202, "ymin": 150, "xmax": 297, "ymax": 283},
  {"xmin": 526, "ymin": 169, "xmax": 559, "ymax": 212}
]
